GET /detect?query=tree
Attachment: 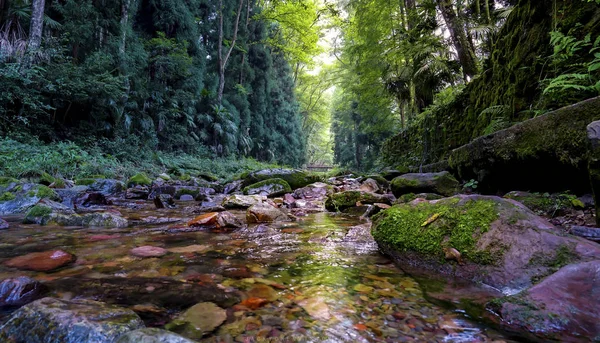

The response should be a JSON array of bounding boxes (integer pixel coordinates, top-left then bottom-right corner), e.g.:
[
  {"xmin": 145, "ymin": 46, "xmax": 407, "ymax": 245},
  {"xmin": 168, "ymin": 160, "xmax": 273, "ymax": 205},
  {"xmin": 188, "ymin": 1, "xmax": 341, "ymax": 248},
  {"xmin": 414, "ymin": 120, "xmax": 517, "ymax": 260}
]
[
  {"xmin": 436, "ymin": 0, "xmax": 478, "ymax": 78},
  {"xmin": 27, "ymin": 0, "xmax": 45, "ymax": 51},
  {"xmin": 217, "ymin": 0, "xmax": 244, "ymax": 104}
]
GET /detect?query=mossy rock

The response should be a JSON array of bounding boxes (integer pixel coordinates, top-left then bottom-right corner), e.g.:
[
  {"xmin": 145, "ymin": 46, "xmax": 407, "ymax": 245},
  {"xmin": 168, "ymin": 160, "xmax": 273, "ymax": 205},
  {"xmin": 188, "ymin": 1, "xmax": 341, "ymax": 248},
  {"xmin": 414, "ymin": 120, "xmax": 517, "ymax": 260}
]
[
  {"xmin": 325, "ymin": 190, "xmax": 392, "ymax": 212},
  {"xmin": 33, "ymin": 185, "xmax": 61, "ymax": 201},
  {"xmin": 243, "ymin": 178, "xmax": 292, "ymax": 197},
  {"xmin": 127, "ymin": 173, "xmax": 152, "ymax": 187},
  {"xmin": 0, "ymin": 177, "xmax": 19, "ymax": 187},
  {"xmin": 243, "ymin": 168, "xmax": 321, "ymax": 190},
  {"xmin": 504, "ymin": 191, "xmax": 583, "ymax": 217},
  {"xmin": 396, "ymin": 193, "xmax": 444, "ymax": 204},
  {"xmin": 24, "ymin": 200, "xmax": 75, "ymax": 225},
  {"xmin": 390, "ymin": 171, "xmax": 459, "ymax": 197},
  {"xmin": 372, "ymin": 194, "xmax": 600, "ymax": 295},
  {"xmin": 75, "ymin": 178, "xmax": 98, "ymax": 186},
  {"xmin": 38, "ymin": 172, "xmax": 56, "ymax": 186}
]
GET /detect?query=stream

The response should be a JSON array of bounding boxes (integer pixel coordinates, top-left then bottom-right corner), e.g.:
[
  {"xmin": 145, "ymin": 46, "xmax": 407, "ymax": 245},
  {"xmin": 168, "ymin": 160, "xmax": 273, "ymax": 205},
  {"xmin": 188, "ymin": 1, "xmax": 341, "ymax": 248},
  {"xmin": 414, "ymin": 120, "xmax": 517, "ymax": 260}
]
[{"xmin": 0, "ymin": 201, "xmax": 520, "ymax": 342}]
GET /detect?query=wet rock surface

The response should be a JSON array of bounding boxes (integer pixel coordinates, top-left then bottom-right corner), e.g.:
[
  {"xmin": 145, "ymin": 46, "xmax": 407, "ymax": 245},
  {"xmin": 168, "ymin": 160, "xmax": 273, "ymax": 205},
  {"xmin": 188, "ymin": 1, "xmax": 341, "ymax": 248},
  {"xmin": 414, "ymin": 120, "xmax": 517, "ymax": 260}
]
[
  {"xmin": 0, "ymin": 276, "xmax": 48, "ymax": 308},
  {"xmin": 390, "ymin": 171, "xmax": 459, "ymax": 197},
  {"xmin": 115, "ymin": 328, "xmax": 195, "ymax": 343},
  {"xmin": 4, "ymin": 250, "xmax": 76, "ymax": 272},
  {"xmin": 0, "ymin": 218, "xmax": 8, "ymax": 230},
  {"xmin": 0, "ymin": 297, "xmax": 144, "ymax": 343}
]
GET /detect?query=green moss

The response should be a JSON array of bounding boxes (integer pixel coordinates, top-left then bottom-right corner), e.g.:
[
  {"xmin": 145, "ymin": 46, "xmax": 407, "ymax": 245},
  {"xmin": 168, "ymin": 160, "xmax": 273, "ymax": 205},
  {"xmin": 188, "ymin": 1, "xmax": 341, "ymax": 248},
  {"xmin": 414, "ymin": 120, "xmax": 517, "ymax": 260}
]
[
  {"xmin": 505, "ymin": 192, "xmax": 582, "ymax": 217},
  {"xmin": 34, "ymin": 185, "xmax": 60, "ymax": 200},
  {"xmin": 38, "ymin": 172, "xmax": 55, "ymax": 185},
  {"xmin": 325, "ymin": 190, "xmax": 387, "ymax": 212},
  {"xmin": 26, "ymin": 205, "xmax": 52, "ymax": 218},
  {"xmin": 398, "ymin": 193, "xmax": 417, "ymax": 203},
  {"xmin": 88, "ymin": 174, "xmax": 106, "ymax": 179},
  {"xmin": 178, "ymin": 174, "xmax": 191, "ymax": 182},
  {"xmin": 372, "ymin": 198, "xmax": 500, "ymax": 264},
  {"xmin": 127, "ymin": 173, "xmax": 152, "ymax": 187},
  {"xmin": 75, "ymin": 178, "xmax": 97, "ymax": 186},
  {"xmin": 0, "ymin": 192, "xmax": 16, "ymax": 201},
  {"xmin": 243, "ymin": 178, "xmax": 292, "ymax": 196},
  {"xmin": 0, "ymin": 177, "xmax": 18, "ymax": 187}
]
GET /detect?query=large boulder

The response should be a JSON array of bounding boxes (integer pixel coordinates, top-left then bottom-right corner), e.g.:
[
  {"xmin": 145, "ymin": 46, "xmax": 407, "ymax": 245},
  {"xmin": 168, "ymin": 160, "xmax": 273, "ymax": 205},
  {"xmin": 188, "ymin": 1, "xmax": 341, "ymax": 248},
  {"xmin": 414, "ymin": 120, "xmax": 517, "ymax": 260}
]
[
  {"xmin": 0, "ymin": 297, "xmax": 144, "ymax": 343},
  {"xmin": 242, "ymin": 168, "xmax": 320, "ymax": 190},
  {"xmin": 325, "ymin": 190, "xmax": 392, "ymax": 212},
  {"xmin": 0, "ymin": 183, "xmax": 61, "ymax": 215},
  {"xmin": 390, "ymin": 171, "xmax": 459, "ymax": 197},
  {"xmin": 89, "ymin": 179, "xmax": 125, "ymax": 196},
  {"xmin": 127, "ymin": 173, "xmax": 152, "ymax": 188},
  {"xmin": 246, "ymin": 204, "xmax": 291, "ymax": 223},
  {"xmin": 372, "ymin": 195, "xmax": 600, "ymax": 295},
  {"xmin": 243, "ymin": 178, "xmax": 292, "ymax": 197},
  {"xmin": 0, "ymin": 276, "xmax": 48, "ymax": 308},
  {"xmin": 23, "ymin": 199, "xmax": 76, "ymax": 225},
  {"xmin": 222, "ymin": 194, "xmax": 265, "ymax": 209},
  {"xmin": 116, "ymin": 328, "xmax": 195, "ymax": 343},
  {"xmin": 491, "ymin": 260, "xmax": 600, "ymax": 341}
]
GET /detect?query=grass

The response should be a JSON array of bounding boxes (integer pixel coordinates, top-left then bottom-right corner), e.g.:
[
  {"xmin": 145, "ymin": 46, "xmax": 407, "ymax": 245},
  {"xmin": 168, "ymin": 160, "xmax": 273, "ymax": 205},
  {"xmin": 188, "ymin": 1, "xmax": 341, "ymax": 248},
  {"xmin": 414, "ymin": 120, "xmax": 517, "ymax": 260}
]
[{"xmin": 0, "ymin": 137, "xmax": 280, "ymax": 181}]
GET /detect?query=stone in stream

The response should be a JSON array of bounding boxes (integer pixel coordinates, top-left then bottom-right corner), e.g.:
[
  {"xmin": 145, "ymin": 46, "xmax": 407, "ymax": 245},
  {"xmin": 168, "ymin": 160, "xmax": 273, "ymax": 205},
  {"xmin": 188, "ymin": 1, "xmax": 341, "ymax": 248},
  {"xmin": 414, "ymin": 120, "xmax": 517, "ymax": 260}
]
[
  {"xmin": 187, "ymin": 211, "xmax": 243, "ymax": 231},
  {"xmin": 246, "ymin": 203, "xmax": 291, "ymax": 223},
  {"xmin": 4, "ymin": 250, "xmax": 75, "ymax": 272},
  {"xmin": 390, "ymin": 171, "xmax": 459, "ymax": 197},
  {"xmin": 222, "ymin": 194, "xmax": 266, "ymax": 209},
  {"xmin": 89, "ymin": 179, "xmax": 125, "ymax": 196},
  {"xmin": 0, "ymin": 183, "xmax": 61, "ymax": 215},
  {"xmin": 179, "ymin": 194, "xmax": 194, "ymax": 201},
  {"xmin": 0, "ymin": 218, "xmax": 8, "ymax": 230},
  {"xmin": 47, "ymin": 277, "xmax": 239, "ymax": 309},
  {"xmin": 0, "ymin": 276, "xmax": 48, "ymax": 308},
  {"xmin": 154, "ymin": 193, "xmax": 175, "ymax": 209},
  {"xmin": 493, "ymin": 260, "xmax": 600, "ymax": 341},
  {"xmin": 296, "ymin": 297, "xmax": 331, "ymax": 321},
  {"xmin": 116, "ymin": 328, "xmax": 195, "ymax": 343},
  {"xmin": 0, "ymin": 297, "xmax": 144, "ymax": 343},
  {"xmin": 325, "ymin": 190, "xmax": 392, "ymax": 212},
  {"xmin": 130, "ymin": 246, "xmax": 168, "ymax": 258},
  {"xmin": 243, "ymin": 178, "xmax": 292, "ymax": 197},
  {"xmin": 166, "ymin": 302, "xmax": 227, "ymax": 339},
  {"xmin": 125, "ymin": 185, "xmax": 150, "ymax": 199},
  {"xmin": 82, "ymin": 212, "xmax": 128, "ymax": 228},
  {"xmin": 292, "ymin": 182, "xmax": 333, "ymax": 199}
]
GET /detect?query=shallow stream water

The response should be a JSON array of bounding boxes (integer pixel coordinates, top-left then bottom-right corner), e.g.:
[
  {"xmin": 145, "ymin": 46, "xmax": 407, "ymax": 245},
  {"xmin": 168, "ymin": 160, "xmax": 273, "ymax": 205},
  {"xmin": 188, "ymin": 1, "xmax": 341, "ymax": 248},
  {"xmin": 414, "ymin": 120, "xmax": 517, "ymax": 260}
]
[{"xmin": 0, "ymin": 202, "xmax": 521, "ymax": 342}]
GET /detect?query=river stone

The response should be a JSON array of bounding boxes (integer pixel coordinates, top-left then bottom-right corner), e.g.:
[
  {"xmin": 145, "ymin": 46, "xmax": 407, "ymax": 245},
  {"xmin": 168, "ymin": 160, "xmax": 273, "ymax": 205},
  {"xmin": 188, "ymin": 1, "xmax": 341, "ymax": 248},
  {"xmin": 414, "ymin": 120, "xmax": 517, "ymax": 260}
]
[
  {"xmin": 0, "ymin": 297, "xmax": 144, "ymax": 343},
  {"xmin": 130, "ymin": 246, "xmax": 168, "ymax": 258},
  {"xmin": 0, "ymin": 276, "xmax": 48, "ymax": 308},
  {"xmin": 222, "ymin": 194, "xmax": 266, "ymax": 209},
  {"xmin": 243, "ymin": 178, "xmax": 292, "ymax": 197},
  {"xmin": 246, "ymin": 204, "xmax": 291, "ymax": 223},
  {"xmin": 23, "ymin": 199, "xmax": 76, "ymax": 225},
  {"xmin": 55, "ymin": 186, "xmax": 89, "ymax": 208},
  {"xmin": 297, "ymin": 297, "xmax": 331, "ymax": 320},
  {"xmin": 116, "ymin": 328, "xmax": 195, "ymax": 343},
  {"xmin": 187, "ymin": 211, "xmax": 243, "ymax": 231},
  {"xmin": 243, "ymin": 168, "xmax": 319, "ymax": 190},
  {"xmin": 166, "ymin": 302, "xmax": 227, "ymax": 339},
  {"xmin": 179, "ymin": 194, "xmax": 194, "ymax": 201},
  {"xmin": 4, "ymin": 250, "xmax": 75, "ymax": 272},
  {"xmin": 292, "ymin": 182, "xmax": 333, "ymax": 199},
  {"xmin": 359, "ymin": 178, "xmax": 380, "ymax": 193},
  {"xmin": 82, "ymin": 212, "xmax": 128, "ymax": 228},
  {"xmin": 325, "ymin": 190, "xmax": 392, "ymax": 212},
  {"xmin": 89, "ymin": 179, "xmax": 125, "ymax": 196},
  {"xmin": 0, "ymin": 218, "xmax": 8, "ymax": 230},
  {"xmin": 154, "ymin": 194, "xmax": 175, "ymax": 209},
  {"xmin": 494, "ymin": 260, "xmax": 600, "ymax": 341},
  {"xmin": 223, "ymin": 180, "xmax": 243, "ymax": 194},
  {"xmin": 390, "ymin": 171, "xmax": 459, "ymax": 197}
]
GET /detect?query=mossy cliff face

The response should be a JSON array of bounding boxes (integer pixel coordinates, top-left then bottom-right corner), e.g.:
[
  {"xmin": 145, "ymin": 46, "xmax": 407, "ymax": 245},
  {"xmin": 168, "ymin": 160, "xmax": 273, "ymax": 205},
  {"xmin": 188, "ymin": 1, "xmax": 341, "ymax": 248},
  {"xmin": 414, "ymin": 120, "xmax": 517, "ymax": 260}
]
[
  {"xmin": 372, "ymin": 195, "xmax": 600, "ymax": 294},
  {"xmin": 382, "ymin": 0, "xmax": 600, "ymax": 169}
]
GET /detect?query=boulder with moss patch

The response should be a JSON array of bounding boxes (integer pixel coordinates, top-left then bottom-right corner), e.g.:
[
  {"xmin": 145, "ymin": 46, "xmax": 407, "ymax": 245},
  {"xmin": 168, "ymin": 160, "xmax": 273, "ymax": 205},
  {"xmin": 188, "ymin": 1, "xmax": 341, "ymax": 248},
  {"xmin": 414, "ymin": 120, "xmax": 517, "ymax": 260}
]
[
  {"xmin": 243, "ymin": 178, "xmax": 292, "ymax": 197},
  {"xmin": 372, "ymin": 195, "xmax": 600, "ymax": 294},
  {"xmin": 0, "ymin": 183, "xmax": 62, "ymax": 215},
  {"xmin": 82, "ymin": 212, "xmax": 128, "ymax": 228},
  {"xmin": 127, "ymin": 173, "xmax": 152, "ymax": 188},
  {"xmin": 23, "ymin": 200, "xmax": 76, "ymax": 225},
  {"xmin": 504, "ymin": 191, "xmax": 584, "ymax": 217},
  {"xmin": 243, "ymin": 168, "xmax": 320, "ymax": 190},
  {"xmin": 390, "ymin": 172, "xmax": 459, "ymax": 197},
  {"xmin": 325, "ymin": 190, "xmax": 392, "ymax": 212}
]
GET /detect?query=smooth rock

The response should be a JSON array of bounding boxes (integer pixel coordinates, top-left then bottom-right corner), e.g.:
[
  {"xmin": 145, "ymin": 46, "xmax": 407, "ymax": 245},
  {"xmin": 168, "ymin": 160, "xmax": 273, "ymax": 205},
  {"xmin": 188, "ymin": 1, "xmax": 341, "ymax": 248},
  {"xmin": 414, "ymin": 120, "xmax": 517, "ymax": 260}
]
[
  {"xmin": 246, "ymin": 204, "xmax": 291, "ymax": 223},
  {"xmin": 390, "ymin": 171, "xmax": 459, "ymax": 197},
  {"xmin": 0, "ymin": 297, "xmax": 144, "ymax": 343},
  {"xmin": 187, "ymin": 211, "xmax": 243, "ymax": 231},
  {"xmin": 0, "ymin": 276, "xmax": 48, "ymax": 308},
  {"xmin": 130, "ymin": 246, "xmax": 168, "ymax": 258},
  {"xmin": 82, "ymin": 212, "xmax": 128, "ymax": 228},
  {"xmin": 89, "ymin": 179, "xmax": 125, "ymax": 196},
  {"xmin": 4, "ymin": 250, "xmax": 75, "ymax": 272},
  {"xmin": 166, "ymin": 302, "xmax": 227, "ymax": 339},
  {"xmin": 116, "ymin": 328, "xmax": 195, "ymax": 343},
  {"xmin": 0, "ymin": 218, "xmax": 8, "ymax": 230},
  {"xmin": 325, "ymin": 190, "xmax": 392, "ymax": 212},
  {"xmin": 222, "ymin": 194, "xmax": 266, "ymax": 209},
  {"xmin": 297, "ymin": 297, "xmax": 331, "ymax": 320},
  {"xmin": 179, "ymin": 194, "xmax": 195, "ymax": 201}
]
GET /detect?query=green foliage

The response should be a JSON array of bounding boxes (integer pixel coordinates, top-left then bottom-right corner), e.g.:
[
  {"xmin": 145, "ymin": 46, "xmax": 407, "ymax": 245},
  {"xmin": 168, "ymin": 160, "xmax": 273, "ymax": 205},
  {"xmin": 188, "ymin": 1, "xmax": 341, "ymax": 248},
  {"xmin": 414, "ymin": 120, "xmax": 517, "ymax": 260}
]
[{"xmin": 0, "ymin": 192, "xmax": 16, "ymax": 201}]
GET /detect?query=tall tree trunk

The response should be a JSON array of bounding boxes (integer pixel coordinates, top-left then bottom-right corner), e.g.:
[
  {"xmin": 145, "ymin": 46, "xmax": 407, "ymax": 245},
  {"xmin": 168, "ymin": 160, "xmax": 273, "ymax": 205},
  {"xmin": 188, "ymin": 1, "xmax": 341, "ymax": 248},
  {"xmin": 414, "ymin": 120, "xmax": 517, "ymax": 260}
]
[
  {"xmin": 217, "ymin": 0, "xmax": 245, "ymax": 105},
  {"xmin": 436, "ymin": 0, "xmax": 478, "ymax": 78},
  {"xmin": 27, "ymin": 0, "xmax": 46, "ymax": 51},
  {"xmin": 120, "ymin": 0, "xmax": 131, "ymax": 55}
]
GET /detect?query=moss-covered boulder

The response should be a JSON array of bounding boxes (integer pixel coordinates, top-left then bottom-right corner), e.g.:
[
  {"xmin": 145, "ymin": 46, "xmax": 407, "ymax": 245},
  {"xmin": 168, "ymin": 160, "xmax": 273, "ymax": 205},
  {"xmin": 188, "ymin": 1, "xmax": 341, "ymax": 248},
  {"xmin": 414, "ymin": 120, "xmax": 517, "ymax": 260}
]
[
  {"xmin": 325, "ymin": 190, "xmax": 392, "ymax": 212},
  {"xmin": 243, "ymin": 168, "xmax": 320, "ymax": 190},
  {"xmin": 127, "ymin": 173, "xmax": 152, "ymax": 188},
  {"xmin": 0, "ymin": 183, "xmax": 61, "ymax": 215},
  {"xmin": 246, "ymin": 203, "xmax": 291, "ymax": 223},
  {"xmin": 372, "ymin": 195, "xmax": 600, "ymax": 294},
  {"xmin": 243, "ymin": 178, "xmax": 292, "ymax": 197},
  {"xmin": 0, "ymin": 297, "xmax": 144, "ymax": 342},
  {"xmin": 390, "ymin": 172, "xmax": 459, "ymax": 197},
  {"xmin": 23, "ymin": 200, "xmax": 76, "ymax": 225}
]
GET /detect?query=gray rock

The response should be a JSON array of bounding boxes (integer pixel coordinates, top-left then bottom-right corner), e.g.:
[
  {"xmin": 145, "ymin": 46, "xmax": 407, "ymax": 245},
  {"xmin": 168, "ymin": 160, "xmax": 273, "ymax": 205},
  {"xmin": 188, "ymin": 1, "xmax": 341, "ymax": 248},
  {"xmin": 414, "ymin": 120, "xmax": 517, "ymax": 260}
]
[
  {"xmin": 0, "ymin": 183, "xmax": 61, "ymax": 215},
  {"xmin": 222, "ymin": 194, "xmax": 266, "ymax": 209},
  {"xmin": 390, "ymin": 171, "xmax": 459, "ymax": 197},
  {"xmin": 0, "ymin": 218, "xmax": 8, "ymax": 230},
  {"xmin": 82, "ymin": 212, "xmax": 128, "ymax": 228},
  {"xmin": 246, "ymin": 203, "xmax": 291, "ymax": 223},
  {"xmin": 166, "ymin": 302, "xmax": 227, "ymax": 339},
  {"xmin": 0, "ymin": 276, "xmax": 48, "ymax": 308},
  {"xmin": 0, "ymin": 297, "xmax": 144, "ymax": 343},
  {"xmin": 89, "ymin": 179, "xmax": 124, "ymax": 196},
  {"xmin": 179, "ymin": 194, "xmax": 195, "ymax": 201},
  {"xmin": 116, "ymin": 328, "xmax": 195, "ymax": 343}
]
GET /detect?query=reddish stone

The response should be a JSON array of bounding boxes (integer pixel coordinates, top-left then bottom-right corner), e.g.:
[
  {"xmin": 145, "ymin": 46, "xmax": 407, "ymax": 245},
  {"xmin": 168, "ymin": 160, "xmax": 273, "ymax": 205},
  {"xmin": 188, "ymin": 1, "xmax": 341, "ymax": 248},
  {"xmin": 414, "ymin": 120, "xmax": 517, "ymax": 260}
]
[
  {"xmin": 4, "ymin": 250, "xmax": 75, "ymax": 272},
  {"xmin": 187, "ymin": 212, "xmax": 219, "ymax": 227},
  {"xmin": 240, "ymin": 297, "xmax": 268, "ymax": 310},
  {"xmin": 130, "ymin": 246, "xmax": 168, "ymax": 258}
]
